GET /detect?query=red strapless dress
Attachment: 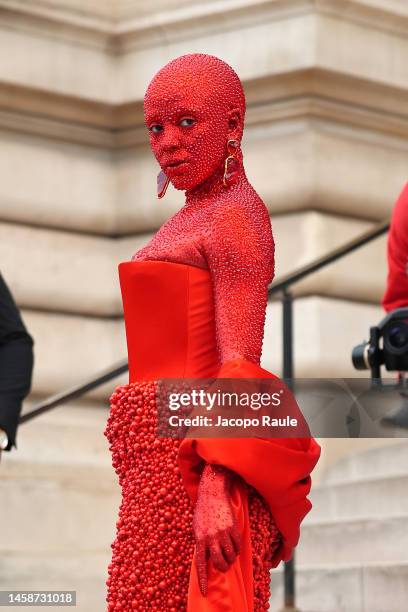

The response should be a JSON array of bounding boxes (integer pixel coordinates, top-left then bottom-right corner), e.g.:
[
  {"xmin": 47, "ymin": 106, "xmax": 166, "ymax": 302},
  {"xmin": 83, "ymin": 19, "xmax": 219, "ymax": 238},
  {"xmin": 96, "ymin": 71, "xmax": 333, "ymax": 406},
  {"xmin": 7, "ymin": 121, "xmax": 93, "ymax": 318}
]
[{"xmin": 104, "ymin": 260, "xmax": 321, "ymax": 612}]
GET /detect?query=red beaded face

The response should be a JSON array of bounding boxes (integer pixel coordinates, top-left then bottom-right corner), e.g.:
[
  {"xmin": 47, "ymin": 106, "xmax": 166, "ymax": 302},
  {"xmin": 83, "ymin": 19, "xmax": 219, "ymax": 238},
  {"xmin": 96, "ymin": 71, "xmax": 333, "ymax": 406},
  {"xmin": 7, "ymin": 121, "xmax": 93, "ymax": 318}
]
[{"xmin": 144, "ymin": 54, "xmax": 246, "ymax": 192}]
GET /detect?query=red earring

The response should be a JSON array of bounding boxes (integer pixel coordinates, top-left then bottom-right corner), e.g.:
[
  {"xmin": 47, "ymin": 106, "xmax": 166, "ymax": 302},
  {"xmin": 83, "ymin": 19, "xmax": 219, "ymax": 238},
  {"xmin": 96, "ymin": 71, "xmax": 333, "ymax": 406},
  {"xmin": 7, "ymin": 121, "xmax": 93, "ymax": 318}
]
[
  {"xmin": 157, "ymin": 170, "xmax": 170, "ymax": 198},
  {"xmin": 223, "ymin": 139, "xmax": 240, "ymax": 187}
]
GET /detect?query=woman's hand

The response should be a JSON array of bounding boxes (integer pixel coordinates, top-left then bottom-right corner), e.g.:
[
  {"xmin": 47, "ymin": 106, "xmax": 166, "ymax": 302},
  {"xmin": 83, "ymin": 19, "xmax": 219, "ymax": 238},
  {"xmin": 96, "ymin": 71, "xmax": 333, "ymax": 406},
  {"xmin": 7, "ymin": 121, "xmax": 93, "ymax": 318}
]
[{"xmin": 192, "ymin": 463, "xmax": 242, "ymax": 596}]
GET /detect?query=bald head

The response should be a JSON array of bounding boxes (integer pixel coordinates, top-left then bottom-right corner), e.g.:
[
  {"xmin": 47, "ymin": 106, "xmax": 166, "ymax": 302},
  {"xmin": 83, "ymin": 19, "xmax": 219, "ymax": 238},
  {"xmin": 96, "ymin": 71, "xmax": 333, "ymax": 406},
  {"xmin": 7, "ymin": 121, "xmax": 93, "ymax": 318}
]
[{"xmin": 145, "ymin": 54, "xmax": 246, "ymax": 124}]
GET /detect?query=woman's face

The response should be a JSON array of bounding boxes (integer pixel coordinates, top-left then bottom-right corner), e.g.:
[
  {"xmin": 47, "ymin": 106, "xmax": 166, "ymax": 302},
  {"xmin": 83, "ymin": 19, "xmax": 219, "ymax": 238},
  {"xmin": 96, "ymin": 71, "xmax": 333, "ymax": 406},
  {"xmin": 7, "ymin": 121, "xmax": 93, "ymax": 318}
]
[{"xmin": 144, "ymin": 83, "xmax": 230, "ymax": 192}]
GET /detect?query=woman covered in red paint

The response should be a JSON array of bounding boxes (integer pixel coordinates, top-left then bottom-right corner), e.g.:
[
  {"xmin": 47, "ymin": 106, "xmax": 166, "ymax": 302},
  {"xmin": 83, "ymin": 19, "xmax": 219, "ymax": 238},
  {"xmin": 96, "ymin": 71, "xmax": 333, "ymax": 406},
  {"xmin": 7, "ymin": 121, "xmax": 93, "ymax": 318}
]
[{"xmin": 104, "ymin": 54, "xmax": 321, "ymax": 611}]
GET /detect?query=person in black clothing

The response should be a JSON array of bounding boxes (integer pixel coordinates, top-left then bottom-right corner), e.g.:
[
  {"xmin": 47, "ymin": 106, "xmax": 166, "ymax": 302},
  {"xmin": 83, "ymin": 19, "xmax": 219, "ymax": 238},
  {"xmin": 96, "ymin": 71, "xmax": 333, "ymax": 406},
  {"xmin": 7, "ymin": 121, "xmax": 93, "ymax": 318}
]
[{"xmin": 0, "ymin": 272, "xmax": 34, "ymax": 458}]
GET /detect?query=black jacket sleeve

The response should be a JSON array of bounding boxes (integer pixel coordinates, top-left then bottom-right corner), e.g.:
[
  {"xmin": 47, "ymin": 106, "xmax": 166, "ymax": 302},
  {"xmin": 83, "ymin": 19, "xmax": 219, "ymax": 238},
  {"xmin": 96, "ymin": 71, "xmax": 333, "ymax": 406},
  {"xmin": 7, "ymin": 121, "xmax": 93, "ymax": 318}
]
[{"xmin": 0, "ymin": 272, "xmax": 34, "ymax": 451}]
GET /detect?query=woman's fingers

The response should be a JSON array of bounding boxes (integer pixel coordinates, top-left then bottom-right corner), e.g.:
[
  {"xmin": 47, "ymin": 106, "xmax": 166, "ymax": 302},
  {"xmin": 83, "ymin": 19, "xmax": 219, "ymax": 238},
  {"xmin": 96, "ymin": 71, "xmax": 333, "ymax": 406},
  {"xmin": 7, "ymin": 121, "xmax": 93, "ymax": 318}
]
[
  {"xmin": 208, "ymin": 539, "xmax": 229, "ymax": 572},
  {"xmin": 196, "ymin": 527, "xmax": 242, "ymax": 596},
  {"xmin": 195, "ymin": 540, "xmax": 208, "ymax": 597},
  {"xmin": 219, "ymin": 530, "xmax": 237, "ymax": 564},
  {"xmin": 229, "ymin": 523, "xmax": 242, "ymax": 555}
]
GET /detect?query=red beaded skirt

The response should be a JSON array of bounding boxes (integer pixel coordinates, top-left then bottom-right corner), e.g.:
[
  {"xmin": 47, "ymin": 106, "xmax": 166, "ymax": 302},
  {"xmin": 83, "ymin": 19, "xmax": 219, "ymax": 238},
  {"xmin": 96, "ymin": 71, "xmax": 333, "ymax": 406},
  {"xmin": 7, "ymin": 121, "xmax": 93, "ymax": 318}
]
[{"xmin": 104, "ymin": 380, "xmax": 282, "ymax": 612}]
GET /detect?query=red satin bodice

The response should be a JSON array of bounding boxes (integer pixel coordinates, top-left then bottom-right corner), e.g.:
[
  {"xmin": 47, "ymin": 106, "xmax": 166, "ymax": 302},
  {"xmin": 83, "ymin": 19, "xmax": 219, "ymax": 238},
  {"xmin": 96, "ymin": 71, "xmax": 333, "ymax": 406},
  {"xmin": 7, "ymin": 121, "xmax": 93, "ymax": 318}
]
[{"xmin": 119, "ymin": 260, "xmax": 221, "ymax": 382}]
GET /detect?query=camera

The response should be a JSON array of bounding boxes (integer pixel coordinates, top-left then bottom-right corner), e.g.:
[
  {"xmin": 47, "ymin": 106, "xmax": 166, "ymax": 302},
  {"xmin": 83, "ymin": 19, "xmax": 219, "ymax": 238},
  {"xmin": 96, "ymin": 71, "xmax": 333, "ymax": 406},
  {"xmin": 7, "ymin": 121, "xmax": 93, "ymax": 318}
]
[{"xmin": 352, "ymin": 308, "xmax": 408, "ymax": 384}]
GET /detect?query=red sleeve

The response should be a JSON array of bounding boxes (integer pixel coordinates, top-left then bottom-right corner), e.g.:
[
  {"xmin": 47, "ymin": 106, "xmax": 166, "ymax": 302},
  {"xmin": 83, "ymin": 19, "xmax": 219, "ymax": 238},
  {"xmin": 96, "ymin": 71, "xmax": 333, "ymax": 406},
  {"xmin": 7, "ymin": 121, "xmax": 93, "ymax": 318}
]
[{"xmin": 382, "ymin": 183, "xmax": 408, "ymax": 312}]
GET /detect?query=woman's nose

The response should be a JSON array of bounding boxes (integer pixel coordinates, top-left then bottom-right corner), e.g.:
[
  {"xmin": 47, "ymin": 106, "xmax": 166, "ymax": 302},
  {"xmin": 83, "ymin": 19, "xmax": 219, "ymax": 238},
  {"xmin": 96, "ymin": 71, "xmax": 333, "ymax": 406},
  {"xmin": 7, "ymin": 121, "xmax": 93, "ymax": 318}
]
[{"xmin": 161, "ymin": 126, "xmax": 182, "ymax": 151}]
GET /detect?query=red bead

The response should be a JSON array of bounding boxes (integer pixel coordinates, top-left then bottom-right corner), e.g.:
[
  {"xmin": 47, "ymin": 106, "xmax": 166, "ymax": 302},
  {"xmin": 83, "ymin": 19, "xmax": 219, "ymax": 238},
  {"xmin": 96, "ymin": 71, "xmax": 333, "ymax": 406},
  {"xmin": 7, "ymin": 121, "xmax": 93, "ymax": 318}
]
[{"xmin": 104, "ymin": 381, "xmax": 280, "ymax": 611}]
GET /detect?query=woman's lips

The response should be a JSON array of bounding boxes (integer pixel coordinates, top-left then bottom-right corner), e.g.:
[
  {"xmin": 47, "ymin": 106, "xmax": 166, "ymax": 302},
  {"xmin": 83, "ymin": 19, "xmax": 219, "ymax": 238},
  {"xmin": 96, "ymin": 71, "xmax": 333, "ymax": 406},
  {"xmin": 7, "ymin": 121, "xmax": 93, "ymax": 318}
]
[{"xmin": 164, "ymin": 160, "xmax": 189, "ymax": 173}]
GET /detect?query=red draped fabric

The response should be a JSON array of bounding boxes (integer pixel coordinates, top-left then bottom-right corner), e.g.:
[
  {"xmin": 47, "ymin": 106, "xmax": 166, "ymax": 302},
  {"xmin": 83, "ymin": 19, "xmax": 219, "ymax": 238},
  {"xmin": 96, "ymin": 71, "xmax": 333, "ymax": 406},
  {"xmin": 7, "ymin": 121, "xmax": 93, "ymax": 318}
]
[{"xmin": 178, "ymin": 358, "xmax": 321, "ymax": 611}]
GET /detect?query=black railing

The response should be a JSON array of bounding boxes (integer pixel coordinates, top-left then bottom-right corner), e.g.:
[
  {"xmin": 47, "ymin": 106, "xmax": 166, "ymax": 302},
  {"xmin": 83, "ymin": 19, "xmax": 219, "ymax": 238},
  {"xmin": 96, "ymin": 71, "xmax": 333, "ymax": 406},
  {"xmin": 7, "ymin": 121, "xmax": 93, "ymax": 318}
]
[
  {"xmin": 270, "ymin": 218, "xmax": 389, "ymax": 612},
  {"xmin": 18, "ymin": 218, "xmax": 390, "ymax": 612},
  {"xmin": 19, "ymin": 360, "xmax": 128, "ymax": 424},
  {"xmin": 268, "ymin": 219, "xmax": 389, "ymax": 297}
]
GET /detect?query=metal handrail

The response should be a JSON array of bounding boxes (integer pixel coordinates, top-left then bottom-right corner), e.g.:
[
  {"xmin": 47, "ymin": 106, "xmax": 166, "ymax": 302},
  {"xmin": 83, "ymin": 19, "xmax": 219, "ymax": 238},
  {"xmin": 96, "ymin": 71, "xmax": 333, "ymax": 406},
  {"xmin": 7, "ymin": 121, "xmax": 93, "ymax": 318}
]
[
  {"xmin": 269, "ymin": 219, "xmax": 389, "ymax": 296},
  {"xmin": 274, "ymin": 217, "xmax": 389, "ymax": 612},
  {"xmin": 20, "ymin": 359, "xmax": 128, "ymax": 424},
  {"xmin": 19, "ymin": 218, "xmax": 390, "ymax": 424}
]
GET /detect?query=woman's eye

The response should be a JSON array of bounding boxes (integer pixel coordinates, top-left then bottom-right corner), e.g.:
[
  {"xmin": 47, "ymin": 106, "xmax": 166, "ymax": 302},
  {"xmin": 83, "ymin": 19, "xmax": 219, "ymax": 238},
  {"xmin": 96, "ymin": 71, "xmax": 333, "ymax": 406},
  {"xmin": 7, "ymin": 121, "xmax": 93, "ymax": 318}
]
[
  {"xmin": 179, "ymin": 118, "xmax": 195, "ymax": 127},
  {"xmin": 149, "ymin": 124, "xmax": 163, "ymax": 134}
]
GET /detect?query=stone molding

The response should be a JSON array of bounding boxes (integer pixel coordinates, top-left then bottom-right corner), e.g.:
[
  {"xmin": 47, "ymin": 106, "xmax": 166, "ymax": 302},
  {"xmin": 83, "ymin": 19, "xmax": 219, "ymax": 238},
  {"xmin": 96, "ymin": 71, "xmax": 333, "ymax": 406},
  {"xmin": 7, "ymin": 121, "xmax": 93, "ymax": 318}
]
[
  {"xmin": 1, "ymin": 0, "xmax": 407, "ymax": 48},
  {"xmin": 0, "ymin": 68, "xmax": 407, "ymax": 147}
]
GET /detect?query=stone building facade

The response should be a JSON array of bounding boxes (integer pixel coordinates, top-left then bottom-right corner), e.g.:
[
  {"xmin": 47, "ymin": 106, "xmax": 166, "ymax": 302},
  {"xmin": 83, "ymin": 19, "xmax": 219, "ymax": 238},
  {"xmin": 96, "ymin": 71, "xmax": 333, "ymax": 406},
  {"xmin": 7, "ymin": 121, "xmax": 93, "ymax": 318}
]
[{"xmin": 0, "ymin": 1, "xmax": 407, "ymax": 610}]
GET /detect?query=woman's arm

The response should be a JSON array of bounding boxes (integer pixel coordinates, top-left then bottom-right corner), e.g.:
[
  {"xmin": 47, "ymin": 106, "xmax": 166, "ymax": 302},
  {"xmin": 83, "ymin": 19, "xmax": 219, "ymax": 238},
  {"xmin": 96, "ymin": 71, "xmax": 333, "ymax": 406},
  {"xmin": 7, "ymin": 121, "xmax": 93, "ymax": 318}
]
[
  {"xmin": 193, "ymin": 463, "xmax": 241, "ymax": 596},
  {"xmin": 193, "ymin": 200, "xmax": 275, "ymax": 594},
  {"xmin": 203, "ymin": 200, "xmax": 274, "ymax": 365}
]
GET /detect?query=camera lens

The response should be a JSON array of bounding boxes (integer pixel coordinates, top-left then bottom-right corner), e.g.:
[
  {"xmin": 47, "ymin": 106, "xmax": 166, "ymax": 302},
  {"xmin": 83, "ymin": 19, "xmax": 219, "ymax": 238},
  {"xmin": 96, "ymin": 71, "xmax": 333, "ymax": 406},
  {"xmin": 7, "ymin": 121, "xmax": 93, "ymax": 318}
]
[
  {"xmin": 352, "ymin": 342, "xmax": 370, "ymax": 370},
  {"xmin": 389, "ymin": 326, "xmax": 407, "ymax": 348},
  {"xmin": 384, "ymin": 321, "xmax": 408, "ymax": 355}
]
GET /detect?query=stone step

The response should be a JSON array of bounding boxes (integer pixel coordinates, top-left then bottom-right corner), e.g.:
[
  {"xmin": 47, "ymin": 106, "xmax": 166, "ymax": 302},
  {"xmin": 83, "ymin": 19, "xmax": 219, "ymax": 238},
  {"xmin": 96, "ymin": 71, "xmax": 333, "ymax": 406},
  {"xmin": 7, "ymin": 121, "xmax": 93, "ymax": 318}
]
[
  {"xmin": 0, "ymin": 551, "xmax": 111, "ymax": 612},
  {"xmin": 269, "ymin": 562, "xmax": 408, "ymax": 612},
  {"xmin": 2, "ymin": 555, "xmax": 407, "ymax": 612},
  {"xmin": 322, "ymin": 440, "xmax": 408, "ymax": 485},
  {"xmin": 0, "ymin": 464, "xmax": 119, "ymax": 552},
  {"xmin": 1, "ymin": 455, "xmax": 118, "ymax": 484},
  {"xmin": 15, "ymin": 401, "xmax": 112, "ymax": 466},
  {"xmin": 305, "ymin": 473, "xmax": 408, "ymax": 522},
  {"xmin": 298, "ymin": 515, "xmax": 408, "ymax": 565}
]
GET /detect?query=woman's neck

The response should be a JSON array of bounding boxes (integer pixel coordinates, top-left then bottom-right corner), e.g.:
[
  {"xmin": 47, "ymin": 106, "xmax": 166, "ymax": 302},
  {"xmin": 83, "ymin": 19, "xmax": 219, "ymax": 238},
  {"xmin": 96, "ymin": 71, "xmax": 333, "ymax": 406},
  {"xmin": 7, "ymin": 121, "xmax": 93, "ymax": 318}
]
[{"xmin": 185, "ymin": 162, "xmax": 248, "ymax": 207}]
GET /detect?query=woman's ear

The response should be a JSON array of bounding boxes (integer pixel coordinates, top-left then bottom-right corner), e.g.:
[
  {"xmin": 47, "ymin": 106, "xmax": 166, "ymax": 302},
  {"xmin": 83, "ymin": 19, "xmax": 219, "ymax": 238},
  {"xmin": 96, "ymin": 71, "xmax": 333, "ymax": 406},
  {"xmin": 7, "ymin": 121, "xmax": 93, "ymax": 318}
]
[{"xmin": 227, "ymin": 108, "xmax": 243, "ymax": 141}]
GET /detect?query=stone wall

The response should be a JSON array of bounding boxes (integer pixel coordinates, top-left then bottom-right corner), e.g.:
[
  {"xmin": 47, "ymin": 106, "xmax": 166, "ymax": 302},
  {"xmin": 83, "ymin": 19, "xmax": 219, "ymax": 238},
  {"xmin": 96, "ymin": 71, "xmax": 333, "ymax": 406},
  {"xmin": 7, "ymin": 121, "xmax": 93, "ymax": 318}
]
[{"xmin": 0, "ymin": 0, "xmax": 406, "ymax": 415}]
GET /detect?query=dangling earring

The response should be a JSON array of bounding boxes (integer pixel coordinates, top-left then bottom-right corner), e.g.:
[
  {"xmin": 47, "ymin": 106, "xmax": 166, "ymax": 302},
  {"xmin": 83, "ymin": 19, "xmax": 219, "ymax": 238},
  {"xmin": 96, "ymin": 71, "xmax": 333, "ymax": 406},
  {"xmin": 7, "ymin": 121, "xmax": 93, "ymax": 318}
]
[
  {"xmin": 157, "ymin": 169, "xmax": 170, "ymax": 198},
  {"xmin": 223, "ymin": 139, "xmax": 240, "ymax": 187}
]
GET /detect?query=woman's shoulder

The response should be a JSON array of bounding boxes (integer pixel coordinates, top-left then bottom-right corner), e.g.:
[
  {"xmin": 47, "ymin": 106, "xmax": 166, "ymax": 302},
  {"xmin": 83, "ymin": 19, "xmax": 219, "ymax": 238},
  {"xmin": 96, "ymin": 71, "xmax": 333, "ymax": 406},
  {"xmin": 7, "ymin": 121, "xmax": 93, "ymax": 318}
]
[
  {"xmin": 210, "ymin": 188, "xmax": 273, "ymax": 242},
  {"xmin": 204, "ymin": 188, "xmax": 274, "ymax": 276}
]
